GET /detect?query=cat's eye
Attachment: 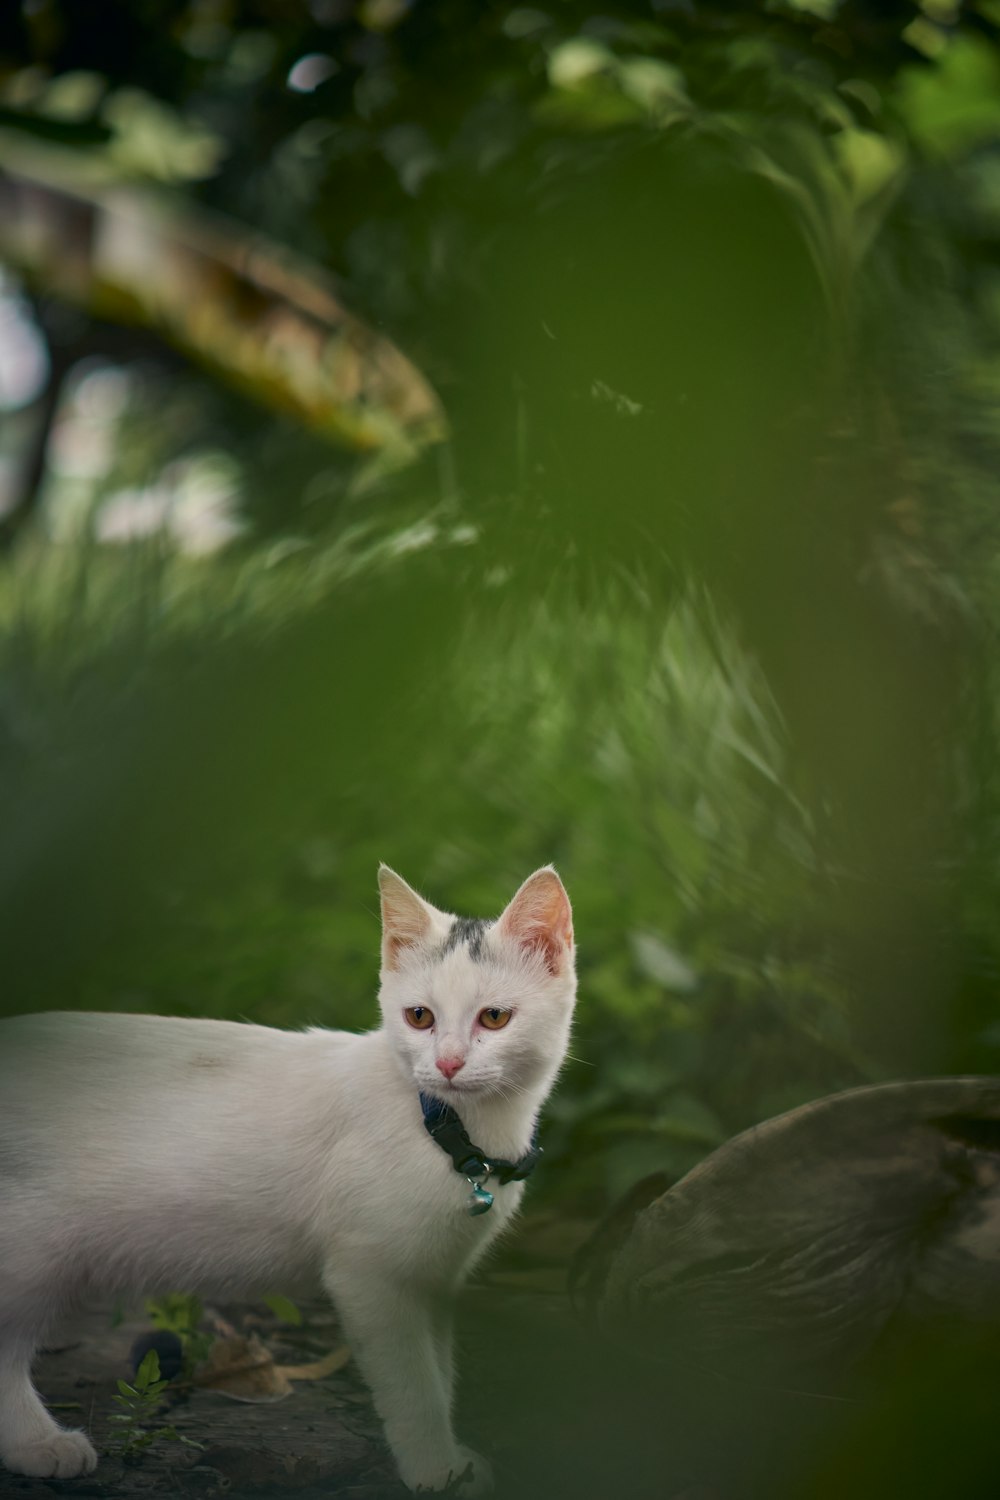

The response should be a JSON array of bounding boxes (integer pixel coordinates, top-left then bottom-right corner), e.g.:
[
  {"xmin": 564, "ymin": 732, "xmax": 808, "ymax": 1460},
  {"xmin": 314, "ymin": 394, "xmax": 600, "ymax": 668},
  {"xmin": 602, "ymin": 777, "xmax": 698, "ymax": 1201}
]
[
  {"xmin": 478, "ymin": 1007, "xmax": 512, "ymax": 1031},
  {"xmin": 404, "ymin": 1006, "xmax": 435, "ymax": 1030}
]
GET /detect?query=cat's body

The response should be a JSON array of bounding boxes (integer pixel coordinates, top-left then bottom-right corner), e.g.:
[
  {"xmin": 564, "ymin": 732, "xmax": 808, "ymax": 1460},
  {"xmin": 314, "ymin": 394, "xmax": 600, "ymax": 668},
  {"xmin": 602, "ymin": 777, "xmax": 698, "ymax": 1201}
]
[
  {"xmin": 0, "ymin": 1011, "xmax": 523, "ymax": 1303},
  {"xmin": 0, "ymin": 867, "xmax": 576, "ymax": 1492}
]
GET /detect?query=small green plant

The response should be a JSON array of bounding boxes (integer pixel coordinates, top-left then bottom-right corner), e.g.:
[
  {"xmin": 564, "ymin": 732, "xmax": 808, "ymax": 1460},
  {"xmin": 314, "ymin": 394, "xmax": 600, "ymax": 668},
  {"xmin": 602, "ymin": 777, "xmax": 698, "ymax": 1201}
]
[
  {"xmin": 263, "ymin": 1293, "xmax": 302, "ymax": 1326},
  {"xmin": 107, "ymin": 1349, "xmax": 200, "ymax": 1461},
  {"xmin": 145, "ymin": 1292, "xmax": 213, "ymax": 1370}
]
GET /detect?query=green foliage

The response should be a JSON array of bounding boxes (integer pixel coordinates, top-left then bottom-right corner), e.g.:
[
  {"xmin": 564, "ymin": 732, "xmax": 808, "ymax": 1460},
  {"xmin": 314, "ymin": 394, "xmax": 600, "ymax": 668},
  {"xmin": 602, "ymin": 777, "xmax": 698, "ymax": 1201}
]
[
  {"xmin": 144, "ymin": 1295, "xmax": 213, "ymax": 1371},
  {"xmin": 3, "ymin": 0, "xmax": 1000, "ymax": 1216},
  {"xmin": 896, "ymin": 34, "xmax": 1000, "ymax": 160},
  {"xmin": 107, "ymin": 1349, "xmax": 201, "ymax": 1461},
  {"xmin": 263, "ymin": 1294, "xmax": 303, "ymax": 1326},
  {"xmin": 0, "ymin": 533, "xmax": 866, "ymax": 1207}
]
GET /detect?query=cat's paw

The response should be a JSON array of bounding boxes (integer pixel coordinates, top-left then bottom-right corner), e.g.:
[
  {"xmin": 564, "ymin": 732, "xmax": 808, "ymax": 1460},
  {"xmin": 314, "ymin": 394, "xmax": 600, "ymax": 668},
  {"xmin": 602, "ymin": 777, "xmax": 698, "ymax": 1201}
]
[
  {"xmin": 406, "ymin": 1447, "xmax": 493, "ymax": 1495},
  {"xmin": 1, "ymin": 1429, "xmax": 99, "ymax": 1478}
]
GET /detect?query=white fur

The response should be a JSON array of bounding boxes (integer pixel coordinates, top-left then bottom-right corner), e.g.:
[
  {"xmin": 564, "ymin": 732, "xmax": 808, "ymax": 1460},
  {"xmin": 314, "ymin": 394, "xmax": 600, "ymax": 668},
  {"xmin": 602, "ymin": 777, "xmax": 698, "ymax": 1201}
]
[{"xmin": 0, "ymin": 867, "xmax": 576, "ymax": 1491}]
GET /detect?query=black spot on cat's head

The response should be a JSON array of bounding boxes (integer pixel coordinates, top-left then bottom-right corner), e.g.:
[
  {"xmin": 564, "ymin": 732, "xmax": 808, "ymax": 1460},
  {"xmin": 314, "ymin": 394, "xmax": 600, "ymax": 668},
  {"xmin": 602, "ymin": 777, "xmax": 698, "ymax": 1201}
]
[{"xmin": 440, "ymin": 917, "xmax": 489, "ymax": 962}]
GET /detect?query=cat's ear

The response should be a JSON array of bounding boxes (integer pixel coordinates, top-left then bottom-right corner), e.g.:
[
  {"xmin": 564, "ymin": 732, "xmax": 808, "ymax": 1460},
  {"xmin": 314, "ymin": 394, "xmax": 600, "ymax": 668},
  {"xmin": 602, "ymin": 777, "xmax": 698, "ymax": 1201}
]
[
  {"xmin": 498, "ymin": 867, "xmax": 574, "ymax": 977},
  {"xmin": 379, "ymin": 865, "xmax": 442, "ymax": 971}
]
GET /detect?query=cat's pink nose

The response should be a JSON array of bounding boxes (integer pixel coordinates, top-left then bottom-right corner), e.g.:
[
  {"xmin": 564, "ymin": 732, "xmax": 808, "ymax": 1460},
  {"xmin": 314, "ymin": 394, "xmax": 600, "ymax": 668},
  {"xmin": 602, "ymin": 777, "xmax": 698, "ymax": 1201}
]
[{"xmin": 436, "ymin": 1055, "xmax": 465, "ymax": 1080}]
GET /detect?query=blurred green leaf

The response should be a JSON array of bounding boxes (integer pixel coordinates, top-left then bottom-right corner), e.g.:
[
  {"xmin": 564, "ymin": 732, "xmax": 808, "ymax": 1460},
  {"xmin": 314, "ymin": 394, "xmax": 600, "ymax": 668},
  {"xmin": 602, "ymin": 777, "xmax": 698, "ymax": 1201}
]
[
  {"xmin": 263, "ymin": 1294, "xmax": 303, "ymax": 1326},
  {"xmin": 896, "ymin": 35, "xmax": 1000, "ymax": 159}
]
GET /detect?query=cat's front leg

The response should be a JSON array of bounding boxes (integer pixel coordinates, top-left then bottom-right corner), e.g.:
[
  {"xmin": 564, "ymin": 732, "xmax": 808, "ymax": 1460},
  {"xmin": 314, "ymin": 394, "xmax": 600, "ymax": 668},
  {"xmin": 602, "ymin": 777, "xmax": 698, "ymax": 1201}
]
[
  {"xmin": 322, "ymin": 1259, "xmax": 491, "ymax": 1494},
  {"xmin": 0, "ymin": 1337, "xmax": 98, "ymax": 1480},
  {"xmin": 430, "ymin": 1295, "xmax": 456, "ymax": 1412}
]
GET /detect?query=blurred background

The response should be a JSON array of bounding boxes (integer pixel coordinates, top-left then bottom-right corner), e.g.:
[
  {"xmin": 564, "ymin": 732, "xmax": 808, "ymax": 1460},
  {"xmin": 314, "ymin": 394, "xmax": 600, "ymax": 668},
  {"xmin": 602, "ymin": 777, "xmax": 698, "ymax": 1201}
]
[{"xmin": 2, "ymin": 0, "xmax": 1000, "ymax": 1224}]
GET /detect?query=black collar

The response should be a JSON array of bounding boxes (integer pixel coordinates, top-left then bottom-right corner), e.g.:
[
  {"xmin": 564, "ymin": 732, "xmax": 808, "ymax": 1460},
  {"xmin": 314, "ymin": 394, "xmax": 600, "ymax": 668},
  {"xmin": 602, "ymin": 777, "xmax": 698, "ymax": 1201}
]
[{"xmin": 419, "ymin": 1092, "xmax": 542, "ymax": 1186}]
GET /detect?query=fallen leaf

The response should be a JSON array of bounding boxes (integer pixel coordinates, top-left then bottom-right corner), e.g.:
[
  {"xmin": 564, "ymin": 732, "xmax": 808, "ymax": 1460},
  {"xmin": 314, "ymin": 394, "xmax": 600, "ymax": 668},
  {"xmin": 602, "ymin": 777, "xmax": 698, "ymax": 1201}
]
[
  {"xmin": 277, "ymin": 1346, "xmax": 351, "ymax": 1381},
  {"xmin": 195, "ymin": 1333, "xmax": 292, "ymax": 1402},
  {"xmin": 194, "ymin": 1334, "xmax": 351, "ymax": 1401}
]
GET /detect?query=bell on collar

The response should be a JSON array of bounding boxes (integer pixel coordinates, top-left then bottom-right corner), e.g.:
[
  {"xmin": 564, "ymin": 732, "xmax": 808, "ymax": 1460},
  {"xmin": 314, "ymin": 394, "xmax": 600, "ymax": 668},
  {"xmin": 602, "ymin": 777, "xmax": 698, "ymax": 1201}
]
[{"xmin": 467, "ymin": 1181, "xmax": 494, "ymax": 1216}]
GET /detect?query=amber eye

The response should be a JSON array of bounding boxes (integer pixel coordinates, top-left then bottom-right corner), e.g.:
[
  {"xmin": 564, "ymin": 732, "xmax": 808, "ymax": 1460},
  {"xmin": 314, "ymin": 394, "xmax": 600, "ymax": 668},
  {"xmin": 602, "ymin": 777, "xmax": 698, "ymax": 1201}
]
[
  {"xmin": 478, "ymin": 1007, "xmax": 512, "ymax": 1031},
  {"xmin": 404, "ymin": 1006, "xmax": 435, "ymax": 1030}
]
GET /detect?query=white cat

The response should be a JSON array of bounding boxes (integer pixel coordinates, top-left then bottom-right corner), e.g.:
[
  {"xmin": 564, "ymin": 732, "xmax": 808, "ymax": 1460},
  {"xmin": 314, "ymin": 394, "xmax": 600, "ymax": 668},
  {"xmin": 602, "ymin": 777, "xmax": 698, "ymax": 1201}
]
[{"xmin": 0, "ymin": 865, "xmax": 576, "ymax": 1492}]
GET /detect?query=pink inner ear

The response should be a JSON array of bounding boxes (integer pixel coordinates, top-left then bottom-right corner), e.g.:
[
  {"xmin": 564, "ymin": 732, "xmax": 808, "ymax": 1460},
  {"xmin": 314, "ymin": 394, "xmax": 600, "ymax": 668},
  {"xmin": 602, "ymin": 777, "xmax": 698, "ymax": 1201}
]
[
  {"xmin": 384, "ymin": 933, "xmax": 418, "ymax": 970},
  {"xmin": 380, "ymin": 874, "xmax": 433, "ymax": 970},
  {"xmin": 501, "ymin": 876, "xmax": 574, "ymax": 976},
  {"xmin": 523, "ymin": 923, "xmax": 569, "ymax": 976}
]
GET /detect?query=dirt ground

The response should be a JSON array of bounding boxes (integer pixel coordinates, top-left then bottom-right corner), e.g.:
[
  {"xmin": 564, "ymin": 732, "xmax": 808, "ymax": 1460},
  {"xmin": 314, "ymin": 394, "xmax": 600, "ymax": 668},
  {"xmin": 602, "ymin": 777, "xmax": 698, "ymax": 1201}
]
[
  {"xmin": 0, "ymin": 1219, "xmax": 585, "ymax": 1500},
  {"xmin": 3, "ymin": 1209, "xmax": 860, "ymax": 1500},
  {"xmin": 9, "ymin": 1220, "xmax": 983, "ymax": 1500}
]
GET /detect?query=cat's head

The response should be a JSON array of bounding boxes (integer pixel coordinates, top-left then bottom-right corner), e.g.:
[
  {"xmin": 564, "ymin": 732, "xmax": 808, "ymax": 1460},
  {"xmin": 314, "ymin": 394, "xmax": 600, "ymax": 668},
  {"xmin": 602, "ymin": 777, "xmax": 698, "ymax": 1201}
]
[{"xmin": 377, "ymin": 865, "xmax": 576, "ymax": 1103}]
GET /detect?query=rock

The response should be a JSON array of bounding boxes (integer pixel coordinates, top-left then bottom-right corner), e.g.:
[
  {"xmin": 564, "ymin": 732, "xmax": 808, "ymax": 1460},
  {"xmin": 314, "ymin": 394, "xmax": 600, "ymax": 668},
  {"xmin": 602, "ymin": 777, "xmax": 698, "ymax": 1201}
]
[{"xmin": 583, "ymin": 1077, "xmax": 1000, "ymax": 1381}]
